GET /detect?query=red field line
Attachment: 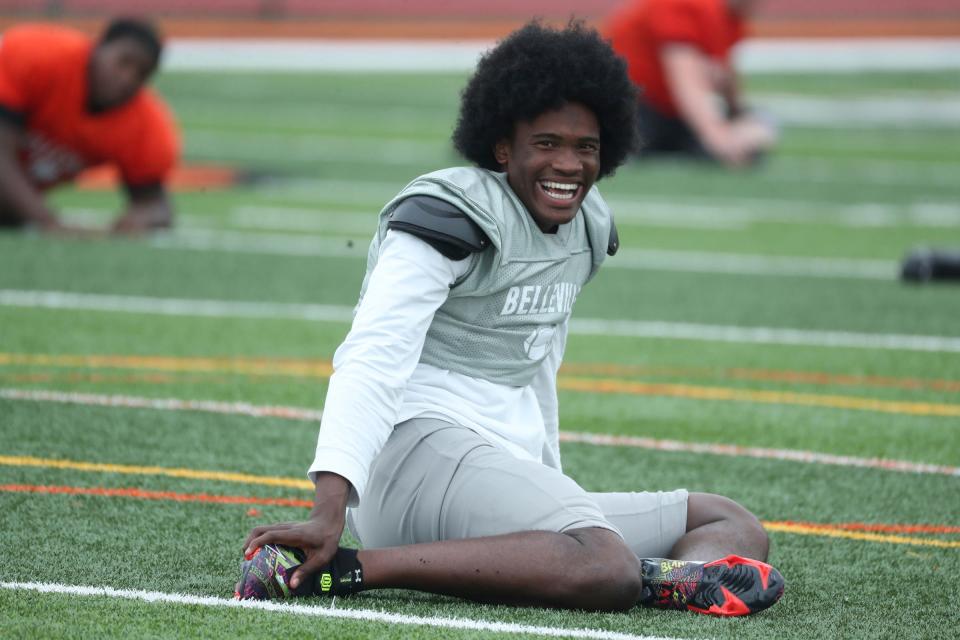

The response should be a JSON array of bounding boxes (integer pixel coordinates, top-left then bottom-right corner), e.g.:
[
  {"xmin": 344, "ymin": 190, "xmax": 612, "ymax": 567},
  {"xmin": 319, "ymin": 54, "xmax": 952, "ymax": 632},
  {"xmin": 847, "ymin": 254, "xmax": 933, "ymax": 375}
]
[
  {"xmin": 4, "ymin": 483, "xmax": 957, "ymax": 548},
  {"xmin": 0, "ymin": 484, "xmax": 313, "ymax": 508}
]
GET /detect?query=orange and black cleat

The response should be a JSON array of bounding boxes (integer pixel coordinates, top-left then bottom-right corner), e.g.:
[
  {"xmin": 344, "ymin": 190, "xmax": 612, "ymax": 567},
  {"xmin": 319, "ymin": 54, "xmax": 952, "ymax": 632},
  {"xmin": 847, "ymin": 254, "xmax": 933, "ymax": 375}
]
[{"xmin": 639, "ymin": 555, "xmax": 784, "ymax": 616}]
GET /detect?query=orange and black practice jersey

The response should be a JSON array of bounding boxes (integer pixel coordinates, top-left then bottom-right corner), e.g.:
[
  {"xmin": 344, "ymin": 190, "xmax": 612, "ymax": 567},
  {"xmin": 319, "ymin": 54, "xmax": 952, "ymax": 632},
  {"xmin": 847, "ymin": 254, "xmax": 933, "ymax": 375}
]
[{"xmin": 0, "ymin": 24, "xmax": 179, "ymax": 190}]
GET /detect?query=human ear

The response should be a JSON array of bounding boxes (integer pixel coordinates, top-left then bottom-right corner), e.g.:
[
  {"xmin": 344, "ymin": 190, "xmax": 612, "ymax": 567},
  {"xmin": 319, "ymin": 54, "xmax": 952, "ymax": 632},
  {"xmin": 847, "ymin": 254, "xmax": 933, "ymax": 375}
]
[{"xmin": 493, "ymin": 140, "xmax": 510, "ymax": 167}]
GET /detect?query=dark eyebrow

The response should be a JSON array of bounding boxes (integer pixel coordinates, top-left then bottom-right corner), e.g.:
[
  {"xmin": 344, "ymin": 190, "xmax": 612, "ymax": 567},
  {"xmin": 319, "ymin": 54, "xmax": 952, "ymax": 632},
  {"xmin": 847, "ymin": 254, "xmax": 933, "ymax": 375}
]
[{"xmin": 529, "ymin": 132, "xmax": 601, "ymax": 144}]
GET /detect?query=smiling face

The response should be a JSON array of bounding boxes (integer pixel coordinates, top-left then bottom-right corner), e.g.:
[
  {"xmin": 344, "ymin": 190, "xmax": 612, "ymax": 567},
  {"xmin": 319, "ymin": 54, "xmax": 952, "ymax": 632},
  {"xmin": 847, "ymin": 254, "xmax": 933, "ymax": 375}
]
[
  {"xmin": 494, "ymin": 102, "xmax": 601, "ymax": 233},
  {"xmin": 88, "ymin": 37, "xmax": 156, "ymax": 111}
]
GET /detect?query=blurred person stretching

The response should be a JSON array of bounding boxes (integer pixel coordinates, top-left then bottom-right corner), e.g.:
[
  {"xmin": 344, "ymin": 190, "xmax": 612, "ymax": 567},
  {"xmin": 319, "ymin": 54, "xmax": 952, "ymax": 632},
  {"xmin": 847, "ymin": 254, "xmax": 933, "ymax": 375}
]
[
  {"xmin": 0, "ymin": 18, "xmax": 179, "ymax": 233},
  {"xmin": 606, "ymin": 0, "xmax": 777, "ymax": 168}
]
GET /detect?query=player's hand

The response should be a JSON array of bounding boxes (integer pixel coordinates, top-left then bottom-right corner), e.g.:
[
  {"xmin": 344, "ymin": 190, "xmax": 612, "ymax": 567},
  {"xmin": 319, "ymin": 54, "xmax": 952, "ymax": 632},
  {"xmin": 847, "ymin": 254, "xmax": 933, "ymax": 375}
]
[
  {"xmin": 706, "ymin": 117, "xmax": 778, "ymax": 169},
  {"xmin": 111, "ymin": 212, "xmax": 159, "ymax": 235},
  {"xmin": 702, "ymin": 130, "xmax": 753, "ymax": 169},
  {"xmin": 242, "ymin": 473, "xmax": 351, "ymax": 590},
  {"xmin": 35, "ymin": 216, "xmax": 104, "ymax": 238}
]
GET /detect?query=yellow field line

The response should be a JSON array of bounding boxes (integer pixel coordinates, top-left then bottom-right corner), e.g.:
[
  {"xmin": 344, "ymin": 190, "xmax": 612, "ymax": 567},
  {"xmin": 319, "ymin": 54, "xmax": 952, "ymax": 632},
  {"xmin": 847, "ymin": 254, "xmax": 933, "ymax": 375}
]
[
  {"xmin": 0, "ymin": 353, "xmax": 332, "ymax": 378},
  {"xmin": 0, "ymin": 455, "xmax": 313, "ymax": 490},
  {"xmin": 3, "ymin": 353, "xmax": 959, "ymax": 417},
  {"xmin": 763, "ymin": 522, "xmax": 960, "ymax": 549},
  {"xmin": 3, "ymin": 454, "xmax": 957, "ymax": 549},
  {"xmin": 559, "ymin": 377, "xmax": 960, "ymax": 417}
]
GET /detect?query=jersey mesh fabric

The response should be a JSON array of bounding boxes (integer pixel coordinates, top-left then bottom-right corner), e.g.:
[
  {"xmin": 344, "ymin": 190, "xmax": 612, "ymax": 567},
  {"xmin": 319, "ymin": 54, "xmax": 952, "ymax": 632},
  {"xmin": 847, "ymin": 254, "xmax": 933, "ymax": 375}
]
[{"xmin": 364, "ymin": 167, "xmax": 612, "ymax": 387}]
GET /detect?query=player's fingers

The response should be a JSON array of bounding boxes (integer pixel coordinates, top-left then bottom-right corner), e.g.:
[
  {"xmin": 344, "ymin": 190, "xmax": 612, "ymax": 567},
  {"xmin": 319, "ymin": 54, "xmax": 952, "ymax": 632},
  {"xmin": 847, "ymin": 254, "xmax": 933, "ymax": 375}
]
[
  {"xmin": 243, "ymin": 525, "xmax": 299, "ymax": 557},
  {"xmin": 243, "ymin": 523, "xmax": 295, "ymax": 550}
]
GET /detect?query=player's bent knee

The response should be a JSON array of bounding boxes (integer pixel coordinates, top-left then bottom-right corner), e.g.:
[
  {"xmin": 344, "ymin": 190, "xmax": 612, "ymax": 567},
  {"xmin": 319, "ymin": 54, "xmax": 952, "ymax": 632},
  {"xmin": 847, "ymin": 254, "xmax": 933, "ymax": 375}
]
[
  {"xmin": 563, "ymin": 528, "xmax": 642, "ymax": 611},
  {"xmin": 687, "ymin": 492, "xmax": 770, "ymax": 560}
]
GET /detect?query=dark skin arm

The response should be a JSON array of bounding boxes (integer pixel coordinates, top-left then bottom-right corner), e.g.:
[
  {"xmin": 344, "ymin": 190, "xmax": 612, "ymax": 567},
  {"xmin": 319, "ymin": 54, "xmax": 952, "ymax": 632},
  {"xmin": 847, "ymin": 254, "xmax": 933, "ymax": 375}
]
[
  {"xmin": 111, "ymin": 183, "xmax": 174, "ymax": 234},
  {"xmin": 0, "ymin": 119, "xmax": 173, "ymax": 234},
  {"xmin": 243, "ymin": 472, "xmax": 352, "ymax": 590},
  {"xmin": 0, "ymin": 119, "xmax": 62, "ymax": 230}
]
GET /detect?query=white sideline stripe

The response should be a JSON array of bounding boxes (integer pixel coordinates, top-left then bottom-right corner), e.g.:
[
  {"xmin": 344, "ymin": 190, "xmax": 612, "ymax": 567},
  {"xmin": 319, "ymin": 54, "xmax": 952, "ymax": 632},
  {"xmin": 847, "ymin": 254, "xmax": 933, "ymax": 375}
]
[
  {"xmin": 150, "ymin": 229, "xmax": 368, "ymax": 258},
  {"xmin": 3, "ymin": 388, "xmax": 957, "ymax": 478},
  {"xmin": 160, "ymin": 38, "xmax": 960, "ymax": 73},
  {"xmin": 230, "ymin": 200, "xmax": 960, "ymax": 232},
  {"xmin": 0, "ymin": 389, "xmax": 324, "ymax": 422},
  {"xmin": 567, "ymin": 319, "xmax": 960, "ymax": 353},
  {"xmin": 148, "ymin": 228, "xmax": 896, "ymax": 280},
  {"xmin": 582, "ymin": 250, "xmax": 892, "ymax": 280},
  {"xmin": 4, "ymin": 289, "xmax": 960, "ymax": 353},
  {"xmin": 0, "ymin": 582, "xmax": 677, "ymax": 640},
  {"xmin": 557, "ymin": 431, "xmax": 960, "ymax": 478},
  {"xmin": 237, "ymin": 185, "xmax": 960, "ymax": 230},
  {"xmin": 758, "ymin": 94, "xmax": 960, "ymax": 128},
  {"xmin": 0, "ymin": 289, "xmax": 355, "ymax": 323}
]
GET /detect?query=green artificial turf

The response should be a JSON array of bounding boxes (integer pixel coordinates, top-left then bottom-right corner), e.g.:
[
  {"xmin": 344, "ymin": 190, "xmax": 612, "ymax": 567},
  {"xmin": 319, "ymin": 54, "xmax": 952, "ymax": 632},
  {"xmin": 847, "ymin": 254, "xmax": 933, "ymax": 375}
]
[{"xmin": 1, "ymin": 68, "xmax": 958, "ymax": 639}]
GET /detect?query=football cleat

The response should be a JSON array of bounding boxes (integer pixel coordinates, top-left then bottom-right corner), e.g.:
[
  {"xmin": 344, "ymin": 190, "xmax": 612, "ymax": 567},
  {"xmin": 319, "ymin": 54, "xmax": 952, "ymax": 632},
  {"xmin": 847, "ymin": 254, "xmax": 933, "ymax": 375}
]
[
  {"xmin": 235, "ymin": 544, "xmax": 364, "ymax": 601},
  {"xmin": 639, "ymin": 555, "xmax": 784, "ymax": 616},
  {"xmin": 235, "ymin": 544, "xmax": 310, "ymax": 600}
]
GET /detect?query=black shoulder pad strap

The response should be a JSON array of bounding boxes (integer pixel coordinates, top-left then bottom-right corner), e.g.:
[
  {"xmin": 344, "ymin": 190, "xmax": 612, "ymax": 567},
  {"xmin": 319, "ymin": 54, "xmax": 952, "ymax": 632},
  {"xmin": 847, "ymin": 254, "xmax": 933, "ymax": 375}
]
[
  {"xmin": 387, "ymin": 195, "xmax": 491, "ymax": 260},
  {"xmin": 607, "ymin": 220, "xmax": 620, "ymax": 256}
]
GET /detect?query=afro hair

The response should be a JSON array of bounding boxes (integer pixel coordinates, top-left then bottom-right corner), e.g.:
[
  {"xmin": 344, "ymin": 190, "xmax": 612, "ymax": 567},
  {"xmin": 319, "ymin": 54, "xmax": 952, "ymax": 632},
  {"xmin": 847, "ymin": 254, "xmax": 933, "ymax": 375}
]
[{"xmin": 452, "ymin": 20, "xmax": 638, "ymax": 180}]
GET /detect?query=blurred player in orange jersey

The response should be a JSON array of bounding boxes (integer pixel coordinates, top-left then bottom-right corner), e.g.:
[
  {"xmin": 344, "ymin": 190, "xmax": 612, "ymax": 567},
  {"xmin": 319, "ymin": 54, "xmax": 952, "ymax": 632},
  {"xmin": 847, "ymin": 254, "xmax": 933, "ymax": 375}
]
[
  {"xmin": 0, "ymin": 18, "xmax": 179, "ymax": 233},
  {"xmin": 606, "ymin": 0, "xmax": 777, "ymax": 168}
]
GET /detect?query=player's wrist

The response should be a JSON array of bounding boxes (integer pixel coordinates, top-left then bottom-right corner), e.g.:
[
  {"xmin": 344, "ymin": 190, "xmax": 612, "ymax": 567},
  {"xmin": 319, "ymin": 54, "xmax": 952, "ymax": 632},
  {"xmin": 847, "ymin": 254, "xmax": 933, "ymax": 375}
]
[{"xmin": 309, "ymin": 472, "xmax": 352, "ymax": 519}]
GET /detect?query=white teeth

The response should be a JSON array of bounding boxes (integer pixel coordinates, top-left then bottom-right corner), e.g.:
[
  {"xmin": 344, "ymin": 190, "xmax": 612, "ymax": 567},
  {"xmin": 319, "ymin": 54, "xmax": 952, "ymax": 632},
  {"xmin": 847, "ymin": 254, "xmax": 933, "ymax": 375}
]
[
  {"xmin": 540, "ymin": 181, "xmax": 578, "ymax": 200},
  {"xmin": 541, "ymin": 181, "xmax": 577, "ymax": 191}
]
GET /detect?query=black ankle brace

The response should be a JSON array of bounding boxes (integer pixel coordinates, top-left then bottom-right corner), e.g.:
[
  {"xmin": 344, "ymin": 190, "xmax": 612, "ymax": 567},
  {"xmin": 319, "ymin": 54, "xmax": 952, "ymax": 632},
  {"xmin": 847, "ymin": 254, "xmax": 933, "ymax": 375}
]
[{"xmin": 314, "ymin": 548, "xmax": 364, "ymax": 596}]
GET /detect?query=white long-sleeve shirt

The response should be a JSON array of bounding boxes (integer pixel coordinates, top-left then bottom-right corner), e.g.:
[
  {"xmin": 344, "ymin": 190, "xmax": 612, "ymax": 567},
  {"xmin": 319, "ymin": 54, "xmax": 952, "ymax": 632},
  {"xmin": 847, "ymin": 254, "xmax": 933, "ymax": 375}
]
[{"xmin": 309, "ymin": 230, "xmax": 566, "ymax": 506}]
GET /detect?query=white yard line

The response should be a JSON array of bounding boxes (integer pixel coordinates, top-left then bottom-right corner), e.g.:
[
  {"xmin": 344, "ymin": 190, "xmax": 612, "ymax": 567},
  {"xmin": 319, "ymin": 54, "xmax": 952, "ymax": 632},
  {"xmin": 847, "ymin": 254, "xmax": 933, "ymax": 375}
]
[
  {"xmin": 0, "ymin": 289, "xmax": 355, "ymax": 323},
  {"xmin": 756, "ymin": 93, "xmax": 960, "ymax": 128},
  {"xmin": 568, "ymin": 318, "xmax": 960, "ymax": 353},
  {"xmin": 601, "ymin": 250, "xmax": 894, "ymax": 279},
  {"xmin": 230, "ymin": 206, "xmax": 377, "ymax": 233},
  {"xmin": 0, "ymin": 581, "xmax": 678, "ymax": 640},
  {"xmin": 2, "ymin": 388, "xmax": 957, "ymax": 478},
  {"xmin": 4, "ymin": 289, "xmax": 959, "ymax": 352},
  {"xmin": 557, "ymin": 431, "xmax": 960, "ymax": 478},
  {"xmin": 184, "ymin": 128, "xmax": 960, "ymax": 184},
  {"xmin": 145, "ymin": 227, "xmax": 897, "ymax": 279},
  {"xmin": 161, "ymin": 38, "xmax": 960, "ymax": 73},
  {"xmin": 233, "ymin": 185, "xmax": 960, "ymax": 230},
  {"xmin": 149, "ymin": 229, "xmax": 368, "ymax": 258},
  {"xmin": 0, "ymin": 388, "xmax": 324, "ymax": 422}
]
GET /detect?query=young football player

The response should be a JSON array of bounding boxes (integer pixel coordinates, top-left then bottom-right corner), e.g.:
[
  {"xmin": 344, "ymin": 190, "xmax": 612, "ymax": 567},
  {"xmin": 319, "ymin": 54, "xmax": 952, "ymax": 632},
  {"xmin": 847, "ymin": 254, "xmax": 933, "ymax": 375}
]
[
  {"xmin": 239, "ymin": 21, "xmax": 784, "ymax": 616},
  {"xmin": 0, "ymin": 18, "xmax": 178, "ymax": 233}
]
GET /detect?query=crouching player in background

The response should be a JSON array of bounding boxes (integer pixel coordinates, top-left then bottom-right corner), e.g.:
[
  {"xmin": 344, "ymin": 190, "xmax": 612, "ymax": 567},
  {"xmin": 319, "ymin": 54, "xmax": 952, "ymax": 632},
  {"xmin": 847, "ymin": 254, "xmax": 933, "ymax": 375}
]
[
  {"xmin": 606, "ymin": 0, "xmax": 778, "ymax": 168},
  {"xmin": 0, "ymin": 18, "xmax": 178, "ymax": 233},
  {"xmin": 239, "ymin": 21, "xmax": 785, "ymax": 616}
]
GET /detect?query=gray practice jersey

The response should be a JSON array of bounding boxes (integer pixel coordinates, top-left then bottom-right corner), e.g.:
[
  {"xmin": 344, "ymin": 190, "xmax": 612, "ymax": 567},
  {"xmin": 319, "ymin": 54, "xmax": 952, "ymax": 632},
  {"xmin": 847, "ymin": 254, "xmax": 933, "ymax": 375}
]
[{"xmin": 359, "ymin": 167, "xmax": 614, "ymax": 387}]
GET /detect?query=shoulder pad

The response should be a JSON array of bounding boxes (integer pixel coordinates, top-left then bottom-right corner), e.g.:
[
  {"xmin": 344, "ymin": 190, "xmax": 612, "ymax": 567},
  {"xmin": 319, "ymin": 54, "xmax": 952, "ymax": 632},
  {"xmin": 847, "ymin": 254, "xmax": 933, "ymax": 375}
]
[
  {"xmin": 388, "ymin": 195, "xmax": 491, "ymax": 260},
  {"xmin": 607, "ymin": 220, "xmax": 619, "ymax": 256}
]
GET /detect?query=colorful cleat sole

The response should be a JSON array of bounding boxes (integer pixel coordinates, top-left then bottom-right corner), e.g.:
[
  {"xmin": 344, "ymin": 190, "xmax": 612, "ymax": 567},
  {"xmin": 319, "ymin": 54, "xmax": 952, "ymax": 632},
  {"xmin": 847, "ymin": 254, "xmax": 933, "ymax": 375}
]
[
  {"xmin": 235, "ymin": 544, "xmax": 308, "ymax": 601},
  {"xmin": 640, "ymin": 554, "xmax": 784, "ymax": 616}
]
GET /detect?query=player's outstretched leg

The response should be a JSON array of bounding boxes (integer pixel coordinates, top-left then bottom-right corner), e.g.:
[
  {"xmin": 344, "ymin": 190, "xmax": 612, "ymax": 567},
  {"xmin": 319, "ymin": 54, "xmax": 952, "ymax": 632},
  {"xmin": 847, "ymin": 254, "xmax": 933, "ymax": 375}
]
[
  {"xmin": 235, "ymin": 544, "xmax": 363, "ymax": 600},
  {"xmin": 638, "ymin": 554, "xmax": 784, "ymax": 616}
]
